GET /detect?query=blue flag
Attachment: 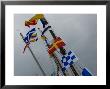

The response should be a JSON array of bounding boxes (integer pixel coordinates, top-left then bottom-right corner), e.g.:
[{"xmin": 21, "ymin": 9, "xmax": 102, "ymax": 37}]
[
  {"xmin": 82, "ymin": 68, "xmax": 92, "ymax": 76},
  {"xmin": 23, "ymin": 28, "xmax": 38, "ymax": 44},
  {"xmin": 22, "ymin": 28, "xmax": 38, "ymax": 53}
]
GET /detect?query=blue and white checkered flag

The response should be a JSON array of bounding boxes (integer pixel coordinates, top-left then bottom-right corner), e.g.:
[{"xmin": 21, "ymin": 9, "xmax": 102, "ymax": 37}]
[{"xmin": 61, "ymin": 50, "xmax": 78, "ymax": 71}]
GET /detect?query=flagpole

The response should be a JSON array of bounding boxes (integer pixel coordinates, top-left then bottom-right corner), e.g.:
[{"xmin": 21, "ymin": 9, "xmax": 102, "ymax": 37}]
[{"xmin": 20, "ymin": 33, "xmax": 46, "ymax": 76}]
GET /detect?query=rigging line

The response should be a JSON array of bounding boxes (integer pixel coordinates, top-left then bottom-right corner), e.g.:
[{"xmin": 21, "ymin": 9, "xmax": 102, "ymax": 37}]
[
  {"xmin": 20, "ymin": 33, "xmax": 46, "ymax": 76},
  {"xmin": 36, "ymin": 28, "xmax": 57, "ymax": 75}
]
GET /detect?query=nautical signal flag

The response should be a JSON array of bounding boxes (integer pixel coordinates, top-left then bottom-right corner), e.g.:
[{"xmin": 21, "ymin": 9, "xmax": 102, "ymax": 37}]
[
  {"xmin": 61, "ymin": 50, "xmax": 78, "ymax": 72},
  {"xmin": 25, "ymin": 14, "xmax": 44, "ymax": 27},
  {"xmin": 82, "ymin": 68, "xmax": 92, "ymax": 76},
  {"xmin": 40, "ymin": 18, "xmax": 48, "ymax": 28},
  {"xmin": 25, "ymin": 20, "xmax": 37, "ymax": 27},
  {"xmin": 48, "ymin": 37, "xmax": 65, "ymax": 55},
  {"xmin": 23, "ymin": 28, "xmax": 38, "ymax": 53},
  {"xmin": 42, "ymin": 26, "xmax": 51, "ymax": 35}
]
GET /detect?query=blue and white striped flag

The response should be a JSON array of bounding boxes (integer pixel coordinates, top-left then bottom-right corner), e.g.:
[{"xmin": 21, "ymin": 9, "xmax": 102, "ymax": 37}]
[{"xmin": 61, "ymin": 50, "xmax": 78, "ymax": 71}]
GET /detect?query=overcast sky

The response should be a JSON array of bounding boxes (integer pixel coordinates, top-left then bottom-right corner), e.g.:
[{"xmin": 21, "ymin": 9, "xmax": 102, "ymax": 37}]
[{"xmin": 14, "ymin": 14, "xmax": 97, "ymax": 76}]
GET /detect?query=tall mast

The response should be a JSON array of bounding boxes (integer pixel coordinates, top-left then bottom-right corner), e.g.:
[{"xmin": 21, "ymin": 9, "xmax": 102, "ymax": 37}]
[{"xmin": 20, "ymin": 33, "xmax": 46, "ymax": 76}]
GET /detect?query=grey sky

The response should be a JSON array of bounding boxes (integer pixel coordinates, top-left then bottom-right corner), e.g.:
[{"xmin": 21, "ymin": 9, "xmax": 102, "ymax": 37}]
[{"xmin": 14, "ymin": 14, "xmax": 97, "ymax": 76}]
